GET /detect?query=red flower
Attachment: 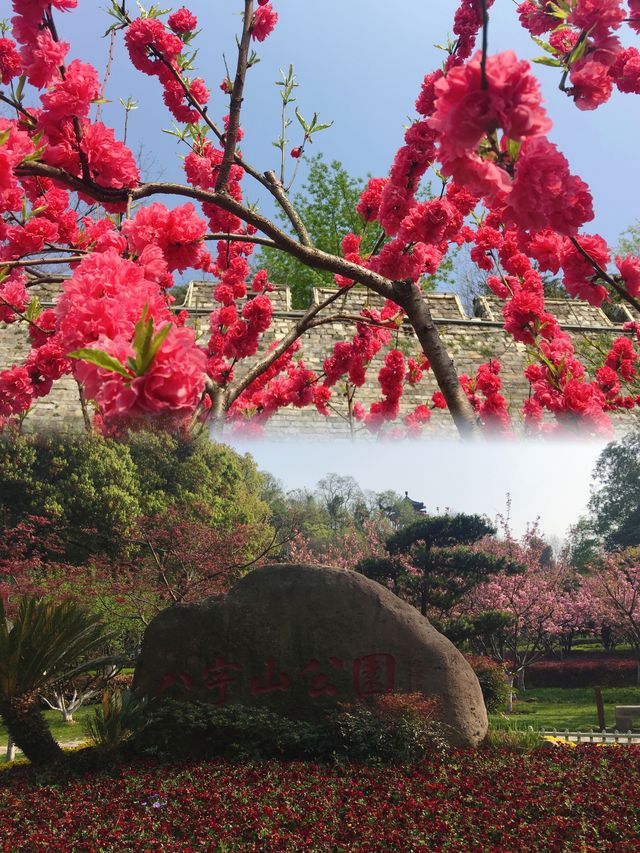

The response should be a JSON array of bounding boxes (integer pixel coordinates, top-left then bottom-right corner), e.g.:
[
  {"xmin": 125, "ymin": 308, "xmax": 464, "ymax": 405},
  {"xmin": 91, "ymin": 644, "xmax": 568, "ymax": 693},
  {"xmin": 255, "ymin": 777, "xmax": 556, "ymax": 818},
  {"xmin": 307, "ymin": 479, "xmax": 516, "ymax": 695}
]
[{"xmin": 167, "ymin": 8, "xmax": 198, "ymax": 34}]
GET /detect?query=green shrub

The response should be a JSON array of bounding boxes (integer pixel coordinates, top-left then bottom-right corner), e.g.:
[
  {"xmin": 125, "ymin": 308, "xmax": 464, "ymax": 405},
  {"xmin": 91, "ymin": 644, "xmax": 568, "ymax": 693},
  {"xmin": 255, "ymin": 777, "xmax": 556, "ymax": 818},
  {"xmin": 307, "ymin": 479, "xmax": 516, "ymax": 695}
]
[
  {"xmin": 83, "ymin": 689, "xmax": 147, "ymax": 751},
  {"xmin": 466, "ymin": 655, "xmax": 510, "ymax": 713},
  {"xmin": 130, "ymin": 694, "xmax": 449, "ymax": 764},
  {"xmin": 329, "ymin": 693, "xmax": 448, "ymax": 763},
  {"xmin": 130, "ymin": 700, "xmax": 322, "ymax": 760},
  {"xmin": 483, "ymin": 722, "xmax": 542, "ymax": 752}
]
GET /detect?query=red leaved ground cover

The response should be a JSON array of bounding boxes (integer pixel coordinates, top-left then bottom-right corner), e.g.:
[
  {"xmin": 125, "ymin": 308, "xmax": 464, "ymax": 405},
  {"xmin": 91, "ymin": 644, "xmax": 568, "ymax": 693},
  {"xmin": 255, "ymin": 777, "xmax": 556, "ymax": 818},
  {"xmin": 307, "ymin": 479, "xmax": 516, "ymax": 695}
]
[
  {"xmin": 527, "ymin": 654, "xmax": 638, "ymax": 688},
  {"xmin": 2, "ymin": 748, "xmax": 640, "ymax": 851}
]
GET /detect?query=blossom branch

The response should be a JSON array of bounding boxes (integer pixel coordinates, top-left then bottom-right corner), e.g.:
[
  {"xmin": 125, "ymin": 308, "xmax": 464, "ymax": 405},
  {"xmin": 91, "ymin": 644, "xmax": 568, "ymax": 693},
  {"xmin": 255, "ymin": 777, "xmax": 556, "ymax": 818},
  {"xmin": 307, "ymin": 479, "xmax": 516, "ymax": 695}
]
[
  {"xmin": 216, "ymin": 0, "xmax": 254, "ymax": 192},
  {"xmin": 0, "ymin": 294, "xmax": 52, "ymax": 335},
  {"xmin": 15, "ymin": 162, "xmax": 479, "ymax": 435},
  {"xmin": 0, "ymin": 91, "xmax": 36, "ymax": 125},
  {"xmin": 569, "ymin": 236, "xmax": 640, "ymax": 314},
  {"xmin": 227, "ymin": 285, "xmax": 356, "ymax": 405}
]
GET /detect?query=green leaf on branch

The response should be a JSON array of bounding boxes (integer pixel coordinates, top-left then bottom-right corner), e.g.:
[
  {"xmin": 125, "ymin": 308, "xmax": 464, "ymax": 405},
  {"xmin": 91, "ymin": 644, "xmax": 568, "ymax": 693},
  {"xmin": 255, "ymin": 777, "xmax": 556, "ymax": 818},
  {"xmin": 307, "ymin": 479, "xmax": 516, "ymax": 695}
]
[
  {"xmin": 505, "ymin": 138, "xmax": 522, "ymax": 162},
  {"xmin": 129, "ymin": 309, "xmax": 173, "ymax": 375},
  {"xmin": 15, "ymin": 74, "xmax": 26, "ymax": 102},
  {"xmin": 533, "ymin": 56, "xmax": 563, "ymax": 67},
  {"xmin": 25, "ymin": 296, "xmax": 42, "ymax": 322},
  {"xmin": 531, "ymin": 36, "xmax": 556, "ymax": 54},
  {"xmin": 547, "ymin": 1, "xmax": 569, "ymax": 18},
  {"xmin": 68, "ymin": 349, "xmax": 132, "ymax": 379},
  {"xmin": 567, "ymin": 32, "xmax": 590, "ymax": 66},
  {"xmin": 295, "ymin": 108, "xmax": 310, "ymax": 134}
]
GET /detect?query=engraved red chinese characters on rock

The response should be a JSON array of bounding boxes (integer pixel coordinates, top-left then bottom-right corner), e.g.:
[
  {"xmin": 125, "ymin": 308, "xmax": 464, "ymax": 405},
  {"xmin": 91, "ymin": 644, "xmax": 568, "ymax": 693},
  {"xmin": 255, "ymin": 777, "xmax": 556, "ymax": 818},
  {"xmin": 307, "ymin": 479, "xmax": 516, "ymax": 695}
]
[
  {"xmin": 250, "ymin": 659, "xmax": 290, "ymax": 697},
  {"xmin": 353, "ymin": 654, "xmax": 395, "ymax": 699},
  {"xmin": 302, "ymin": 656, "xmax": 344, "ymax": 698},
  {"xmin": 202, "ymin": 657, "xmax": 241, "ymax": 706}
]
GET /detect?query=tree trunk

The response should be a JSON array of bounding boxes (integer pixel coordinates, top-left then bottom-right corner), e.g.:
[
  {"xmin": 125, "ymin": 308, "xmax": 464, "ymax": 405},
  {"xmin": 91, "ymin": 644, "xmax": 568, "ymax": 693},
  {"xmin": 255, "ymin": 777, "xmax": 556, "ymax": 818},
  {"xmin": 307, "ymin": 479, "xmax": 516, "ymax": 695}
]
[
  {"xmin": 517, "ymin": 667, "xmax": 526, "ymax": 693},
  {"xmin": 5, "ymin": 734, "xmax": 16, "ymax": 763},
  {"xmin": 505, "ymin": 674, "xmax": 515, "ymax": 713},
  {"xmin": 0, "ymin": 695, "xmax": 63, "ymax": 765}
]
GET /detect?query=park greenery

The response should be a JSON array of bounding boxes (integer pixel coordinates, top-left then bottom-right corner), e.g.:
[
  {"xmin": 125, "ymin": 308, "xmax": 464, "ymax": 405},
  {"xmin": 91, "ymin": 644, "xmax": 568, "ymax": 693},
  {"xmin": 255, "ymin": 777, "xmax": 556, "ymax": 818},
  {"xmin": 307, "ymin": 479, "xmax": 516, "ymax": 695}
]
[{"xmin": 1, "ymin": 426, "xmax": 640, "ymax": 767}]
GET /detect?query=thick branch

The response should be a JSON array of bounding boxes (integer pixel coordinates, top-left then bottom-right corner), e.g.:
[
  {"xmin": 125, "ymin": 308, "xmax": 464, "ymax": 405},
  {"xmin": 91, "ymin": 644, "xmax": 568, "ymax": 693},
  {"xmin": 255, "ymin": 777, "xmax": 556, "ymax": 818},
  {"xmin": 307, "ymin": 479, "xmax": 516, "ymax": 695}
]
[
  {"xmin": 216, "ymin": 0, "xmax": 254, "ymax": 192},
  {"xmin": 391, "ymin": 280, "xmax": 479, "ymax": 436}
]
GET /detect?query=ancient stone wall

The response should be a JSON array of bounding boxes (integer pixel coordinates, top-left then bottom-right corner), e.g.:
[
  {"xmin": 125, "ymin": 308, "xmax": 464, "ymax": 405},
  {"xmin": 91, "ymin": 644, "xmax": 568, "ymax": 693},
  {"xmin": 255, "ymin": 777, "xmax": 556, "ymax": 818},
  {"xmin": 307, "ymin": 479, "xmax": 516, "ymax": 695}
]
[{"xmin": 2, "ymin": 280, "xmax": 637, "ymax": 437}]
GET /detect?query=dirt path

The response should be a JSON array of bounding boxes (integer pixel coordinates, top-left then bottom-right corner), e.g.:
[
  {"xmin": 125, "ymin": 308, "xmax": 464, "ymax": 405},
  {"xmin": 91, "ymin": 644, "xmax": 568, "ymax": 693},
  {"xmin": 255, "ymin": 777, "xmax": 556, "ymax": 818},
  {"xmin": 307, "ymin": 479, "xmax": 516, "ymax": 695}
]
[{"xmin": 1, "ymin": 739, "xmax": 87, "ymax": 759}]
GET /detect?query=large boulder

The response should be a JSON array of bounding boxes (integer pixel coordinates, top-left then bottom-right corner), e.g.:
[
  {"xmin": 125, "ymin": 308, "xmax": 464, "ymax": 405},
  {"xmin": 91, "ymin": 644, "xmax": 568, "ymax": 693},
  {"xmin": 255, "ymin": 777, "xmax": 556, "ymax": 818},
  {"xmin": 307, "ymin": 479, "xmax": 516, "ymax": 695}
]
[{"xmin": 133, "ymin": 563, "xmax": 487, "ymax": 746}]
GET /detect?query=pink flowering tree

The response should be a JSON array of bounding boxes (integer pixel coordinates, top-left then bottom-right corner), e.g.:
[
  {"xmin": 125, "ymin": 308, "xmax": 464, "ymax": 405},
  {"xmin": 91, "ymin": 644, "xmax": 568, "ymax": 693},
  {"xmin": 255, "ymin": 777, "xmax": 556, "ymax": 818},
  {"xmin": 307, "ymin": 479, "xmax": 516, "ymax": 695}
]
[
  {"xmin": 580, "ymin": 549, "xmax": 640, "ymax": 683},
  {"xmin": 460, "ymin": 525, "xmax": 573, "ymax": 700},
  {"xmin": 1, "ymin": 1, "xmax": 640, "ymax": 438}
]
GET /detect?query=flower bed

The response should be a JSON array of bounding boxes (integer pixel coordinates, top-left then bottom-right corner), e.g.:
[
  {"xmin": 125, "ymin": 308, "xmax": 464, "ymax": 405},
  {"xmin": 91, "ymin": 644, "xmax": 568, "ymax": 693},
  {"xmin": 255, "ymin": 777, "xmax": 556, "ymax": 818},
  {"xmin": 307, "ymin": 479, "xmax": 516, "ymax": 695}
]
[
  {"xmin": 527, "ymin": 654, "xmax": 638, "ymax": 688},
  {"xmin": 2, "ymin": 748, "xmax": 640, "ymax": 850}
]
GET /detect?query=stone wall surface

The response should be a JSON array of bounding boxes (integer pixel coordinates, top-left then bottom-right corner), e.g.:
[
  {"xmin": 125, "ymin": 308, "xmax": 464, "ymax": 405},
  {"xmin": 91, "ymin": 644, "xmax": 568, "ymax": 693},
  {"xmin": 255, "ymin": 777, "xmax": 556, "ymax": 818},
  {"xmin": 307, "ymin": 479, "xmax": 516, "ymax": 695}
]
[{"xmin": 2, "ymin": 281, "xmax": 637, "ymax": 437}]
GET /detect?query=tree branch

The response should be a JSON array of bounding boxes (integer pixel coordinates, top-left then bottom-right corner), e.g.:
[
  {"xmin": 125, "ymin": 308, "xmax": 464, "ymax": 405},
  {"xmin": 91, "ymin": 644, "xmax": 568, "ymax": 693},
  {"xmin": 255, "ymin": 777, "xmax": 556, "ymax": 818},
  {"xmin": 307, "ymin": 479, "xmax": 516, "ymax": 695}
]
[
  {"xmin": 264, "ymin": 170, "xmax": 312, "ymax": 247},
  {"xmin": 1, "ymin": 256, "xmax": 83, "ymax": 269},
  {"xmin": 570, "ymin": 236, "xmax": 640, "ymax": 314},
  {"xmin": 391, "ymin": 280, "xmax": 479, "ymax": 436},
  {"xmin": 205, "ymin": 232, "xmax": 276, "ymax": 249},
  {"xmin": 14, "ymin": 162, "xmax": 479, "ymax": 436},
  {"xmin": 216, "ymin": 0, "xmax": 254, "ymax": 192}
]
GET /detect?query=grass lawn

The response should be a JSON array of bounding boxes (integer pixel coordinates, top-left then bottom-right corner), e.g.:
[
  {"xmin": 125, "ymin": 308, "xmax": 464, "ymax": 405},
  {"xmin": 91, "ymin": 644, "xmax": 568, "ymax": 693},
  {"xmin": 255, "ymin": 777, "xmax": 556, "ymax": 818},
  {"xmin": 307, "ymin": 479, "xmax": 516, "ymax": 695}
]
[
  {"xmin": 490, "ymin": 686, "xmax": 640, "ymax": 731},
  {"xmin": 0, "ymin": 706, "xmax": 94, "ymax": 750}
]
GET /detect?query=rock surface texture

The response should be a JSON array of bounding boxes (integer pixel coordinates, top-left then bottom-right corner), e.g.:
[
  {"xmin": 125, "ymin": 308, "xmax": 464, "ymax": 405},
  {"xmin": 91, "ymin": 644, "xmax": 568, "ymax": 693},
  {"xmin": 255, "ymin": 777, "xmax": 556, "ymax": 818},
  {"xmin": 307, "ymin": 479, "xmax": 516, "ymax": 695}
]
[{"xmin": 133, "ymin": 563, "xmax": 488, "ymax": 746}]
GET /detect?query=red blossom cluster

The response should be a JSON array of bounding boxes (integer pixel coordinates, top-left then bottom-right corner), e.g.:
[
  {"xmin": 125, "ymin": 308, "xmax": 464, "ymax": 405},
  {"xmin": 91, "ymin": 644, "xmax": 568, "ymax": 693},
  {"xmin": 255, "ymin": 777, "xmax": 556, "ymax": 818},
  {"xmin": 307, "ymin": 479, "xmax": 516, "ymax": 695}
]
[
  {"xmin": 125, "ymin": 13, "xmax": 210, "ymax": 125},
  {"xmin": 518, "ymin": 0, "xmax": 640, "ymax": 108},
  {"xmin": 0, "ymin": 0, "xmax": 639, "ymax": 437}
]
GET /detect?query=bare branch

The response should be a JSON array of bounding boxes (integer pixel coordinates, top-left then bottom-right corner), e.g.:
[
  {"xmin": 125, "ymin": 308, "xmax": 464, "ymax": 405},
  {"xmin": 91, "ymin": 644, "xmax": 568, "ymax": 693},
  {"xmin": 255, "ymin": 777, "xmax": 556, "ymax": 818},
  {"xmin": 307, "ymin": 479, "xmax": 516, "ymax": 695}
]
[
  {"xmin": 264, "ymin": 170, "xmax": 312, "ymax": 247},
  {"xmin": 205, "ymin": 232, "xmax": 277, "ymax": 249}
]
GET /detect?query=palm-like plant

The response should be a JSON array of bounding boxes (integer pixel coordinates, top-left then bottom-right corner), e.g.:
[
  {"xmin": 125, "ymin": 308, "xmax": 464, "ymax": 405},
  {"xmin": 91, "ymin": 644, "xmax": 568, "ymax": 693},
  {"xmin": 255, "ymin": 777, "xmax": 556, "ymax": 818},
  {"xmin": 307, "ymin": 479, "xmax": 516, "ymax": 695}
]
[{"xmin": 0, "ymin": 596, "xmax": 115, "ymax": 764}]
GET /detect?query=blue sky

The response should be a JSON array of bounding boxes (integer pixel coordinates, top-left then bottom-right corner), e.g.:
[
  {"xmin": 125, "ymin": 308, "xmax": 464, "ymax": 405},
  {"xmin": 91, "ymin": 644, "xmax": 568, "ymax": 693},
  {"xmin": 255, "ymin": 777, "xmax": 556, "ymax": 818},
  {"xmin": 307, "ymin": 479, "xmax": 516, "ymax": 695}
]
[
  {"xmin": 228, "ymin": 436, "xmax": 608, "ymax": 544},
  {"xmin": 53, "ymin": 0, "xmax": 640, "ymax": 245}
]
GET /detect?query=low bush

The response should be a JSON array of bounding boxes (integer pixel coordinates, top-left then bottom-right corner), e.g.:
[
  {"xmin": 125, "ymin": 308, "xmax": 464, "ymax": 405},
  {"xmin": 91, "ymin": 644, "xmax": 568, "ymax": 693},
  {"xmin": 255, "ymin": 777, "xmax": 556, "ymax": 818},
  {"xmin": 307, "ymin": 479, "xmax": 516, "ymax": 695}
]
[
  {"xmin": 483, "ymin": 722, "xmax": 542, "ymax": 752},
  {"xmin": 84, "ymin": 689, "xmax": 148, "ymax": 752},
  {"xmin": 330, "ymin": 693, "xmax": 448, "ymax": 763},
  {"xmin": 130, "ymin": 701, "xmax": 322, "ymax": 761},
  {"xmin": 526, "ymin": 655, "xmax": 638, "ymax": 688},
  {"xmin": 130, "ymin": 693, "xmax": 448, "ymax": 764},
  {"xmin": 466, "ymin": 655, "xmax": 510, "ymax": 712}
]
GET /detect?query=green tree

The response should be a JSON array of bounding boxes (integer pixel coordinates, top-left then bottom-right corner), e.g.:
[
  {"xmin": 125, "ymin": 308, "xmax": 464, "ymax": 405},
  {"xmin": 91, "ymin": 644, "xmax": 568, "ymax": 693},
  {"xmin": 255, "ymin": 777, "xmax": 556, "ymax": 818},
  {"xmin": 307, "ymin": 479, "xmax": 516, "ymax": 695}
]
[
  {"xmin": 0, "ymin": 596, "xmax": 114, "ymax": 765},
  {"xmin": 586, "ymin": 430, "xmax": 640, "ymax": 552},
  {"xmin": 357, "ymin": 513, "xmax": 517, "ymax": 618},
  {"xmin": 618, "ymin": 220, "xmax": 640, "ymax": 258},
  {"xmin": 0, "ymin": 433, "xmax": 273, "ymax": 561},
  {"xmin": 256, "ymin": 154, "xmax": 453, "ymax": 307}
]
